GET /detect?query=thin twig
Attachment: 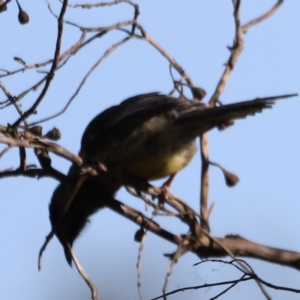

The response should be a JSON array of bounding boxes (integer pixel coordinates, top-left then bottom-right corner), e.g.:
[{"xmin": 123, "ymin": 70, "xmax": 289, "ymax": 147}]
[
  {"xmin": 150, "ymin": 276, "xmax": 253, "ymax": 300},
  {"xmin": 64, "ymin": 0, "xmax": 136, "ymax": 9},
  {"xmin": 202, "ymin": 230, "xmax": 271, "ymax": 300},
  {"xmin": 0, "ymin": 30, "xmax": 87, "ymax": 81},
  {"xmin": 12, "ymin": 0, "xmax": 69, "ymax": 127},
  {"xmin": 137, "ymin": 229, "xmax": 146, "ymax": 300},
  {"xmin": 162, "ymin": 237, "xmax": 188, "ymax": 300},
  {"xmin": 68, "ymin": 244, "xmax": 99, "ymax": 300},
  {"xmin": 209, "ymin": 0, "xmax": 243, "ymax": 106},
  {"xmin": 199, "ymin": 133, "xmax": 209, "ymax": 231},
  {"xmin": 134, "ymin": 23, "xmax": 195, "ymax": 93},
  {"xmin": 0, "ymin": 145, "xmax": 12, "ymax": 158},
  {"xmin": 209, "ymin": 274, "xmax": 248, "ymax": 300},
  {"xmin": 29, "ymin": 36, "xmax": 131, "ymax": 126},
  {"xmin": 242, "ymin": 0, "xmax": 283, "ymax": 33}
]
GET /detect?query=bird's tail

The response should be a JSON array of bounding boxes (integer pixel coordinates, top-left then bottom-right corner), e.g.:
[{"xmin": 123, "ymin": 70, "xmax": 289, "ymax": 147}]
[{"xmin": 175, "ymin": 94, "xmax": 297, "ymax": 133}]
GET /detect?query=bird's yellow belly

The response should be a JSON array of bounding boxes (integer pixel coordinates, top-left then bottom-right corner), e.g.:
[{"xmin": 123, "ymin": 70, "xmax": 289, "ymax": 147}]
[{"xmin": 126, "ymin": 144, "xmax": 197, "ymax": 180}]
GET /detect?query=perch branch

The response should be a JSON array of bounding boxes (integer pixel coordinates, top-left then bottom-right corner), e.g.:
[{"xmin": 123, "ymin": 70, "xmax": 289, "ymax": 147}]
[{"xmin": 104, "ymin": 197, "xmax": 300, "ymax": 271}]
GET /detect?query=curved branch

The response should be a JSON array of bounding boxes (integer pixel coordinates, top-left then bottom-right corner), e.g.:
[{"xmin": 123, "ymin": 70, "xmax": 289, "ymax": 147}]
[{"xmin": 134, "ymin": 23, "xmax": 196, "ymax": 94}]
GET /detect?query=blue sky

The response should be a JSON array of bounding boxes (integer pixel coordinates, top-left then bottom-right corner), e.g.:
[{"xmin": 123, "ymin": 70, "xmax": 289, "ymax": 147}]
[{"xmin": 0, "ymin": 1, "xmax": 300, "ymax": 299}]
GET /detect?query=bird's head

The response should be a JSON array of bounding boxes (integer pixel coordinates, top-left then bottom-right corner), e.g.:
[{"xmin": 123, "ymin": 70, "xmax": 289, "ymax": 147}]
[{"xmin": 49, "ymin": 173, "xmax": 116, "ymax": 266}]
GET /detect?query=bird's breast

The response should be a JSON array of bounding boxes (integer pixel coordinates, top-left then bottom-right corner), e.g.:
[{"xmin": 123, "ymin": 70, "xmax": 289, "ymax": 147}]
[{"xmin": 126, "ymin": 141, "xmax": 198, "ymax": 180}]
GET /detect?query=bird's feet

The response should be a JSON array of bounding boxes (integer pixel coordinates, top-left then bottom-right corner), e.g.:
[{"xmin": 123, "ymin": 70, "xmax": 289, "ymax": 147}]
[{"xmin": 158, "ymin": 174, "xmax": 176, "ymax": 206}]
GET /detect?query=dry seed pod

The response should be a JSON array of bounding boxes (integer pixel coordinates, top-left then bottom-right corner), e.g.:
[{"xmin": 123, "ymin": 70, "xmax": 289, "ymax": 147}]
[
  {"xmin": 16, "ymin": 0, "xmax": 29, "ymax": 24},
  {"xmin": 28, "ymin": 126, "xmax": 42, "ymax": 137},
  {"xmin": 222, "ymin": 168, "xmax": 239, "ymax": 187},
  {"xmin": 44, "ymin": 127, "xmax": 61, "ymax": 140},
  {"xmin": 210, "ymin": 161, "xmax": 239, "ymax": 187},
  {"xmin": 0, "ymin": 0, "xmax": 7, "ymax": 12},
  {"xmin": 191, "ymin": 86, "xmax": 206, "ymax": 101},
  {"xmin": 14, "ymin": 56, "xmax": 27, "ymax": 66},
  {"xmin": 134, "ymin": 228, "xmax": 145, "ymax": 242}
]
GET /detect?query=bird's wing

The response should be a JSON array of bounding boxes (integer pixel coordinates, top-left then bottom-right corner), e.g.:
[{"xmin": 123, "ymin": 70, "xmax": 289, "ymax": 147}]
[
  {"xmin": 80, "ymin": 93, "xmax": 295, "ymax": 163},
  {"xmin": 80, "ymin": 93, "xmax": 190, "ymax": 153}
]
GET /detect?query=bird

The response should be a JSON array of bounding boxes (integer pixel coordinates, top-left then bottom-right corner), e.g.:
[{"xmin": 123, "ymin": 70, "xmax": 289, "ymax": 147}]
[
  {"xmin": 79, "ymin": 92, "xmax": 287, "ymax": 192},
  {"xmin": 49, "ymin": 92, "xmax": 294, "ymax": 265},
  {"xmin": 49, "ymin": 164, "xmax": 119, "ymax": 265}
]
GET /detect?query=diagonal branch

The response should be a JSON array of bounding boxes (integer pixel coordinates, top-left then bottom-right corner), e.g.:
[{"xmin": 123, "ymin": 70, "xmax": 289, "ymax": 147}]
[
  {"xmin": 12, "ymin": 0, "xmax": 69, "ymax": 127},
  {"xmin": 242, "ymin": 0, "xmax": 283, "ymax": 33},
  {"xmin": 29, "ymin": 36, "xmax": 131, "ymax": 126}
]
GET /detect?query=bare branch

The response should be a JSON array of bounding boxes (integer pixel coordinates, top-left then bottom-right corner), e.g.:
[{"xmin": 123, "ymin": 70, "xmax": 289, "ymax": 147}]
[
  {"xmin": 0, "ymin": 136, "xmax": 82, "ymax": 166},
  {"xmin": 209, "ymin": 0, "xmax": 284, "ymax": 106},
  {"xmin": 0, "ymin": 145, "xmax": 12, "ymax": 158},
  {"xmin": 242, "ymin": 0, "xmax": 284, "ymax": 33},
  {"xmin": 104, "ymin": 194, "xmax": 300, "ymax": 271},
  {"xmin": 12, "ymin": 0, "xmax": 69, "ymax": 127},
  {"xmin": 64, "ymin": 0, "xmax": 136, "ymax": 9},
  {"xmin": 199, "ymin": 134, "xmax": 209, "ymax": 230},
  {"xmin": 105, "ymin": 197, "xmax": 183, "ymax": 245},
  {"xmin": 29, "ymin": 36, "xmax": 131, "ymax": 126},
  {"xmin": 150, "ymin": 276, "xmax": 253, "ymax": 300},
  {"xmin": 69, "ymin": 244, "xmax": 99, "ymax": 300},
  {"xmin": 151, "ymin": 257, "xmax": 300, "ymax": 300},
  {"xmin": 209, "ymin": 0, "xmax": 243, "ymax": 106},
  {"xmin": 134, "ymin": 23, "xmax": 197, "ymax": 96}
]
